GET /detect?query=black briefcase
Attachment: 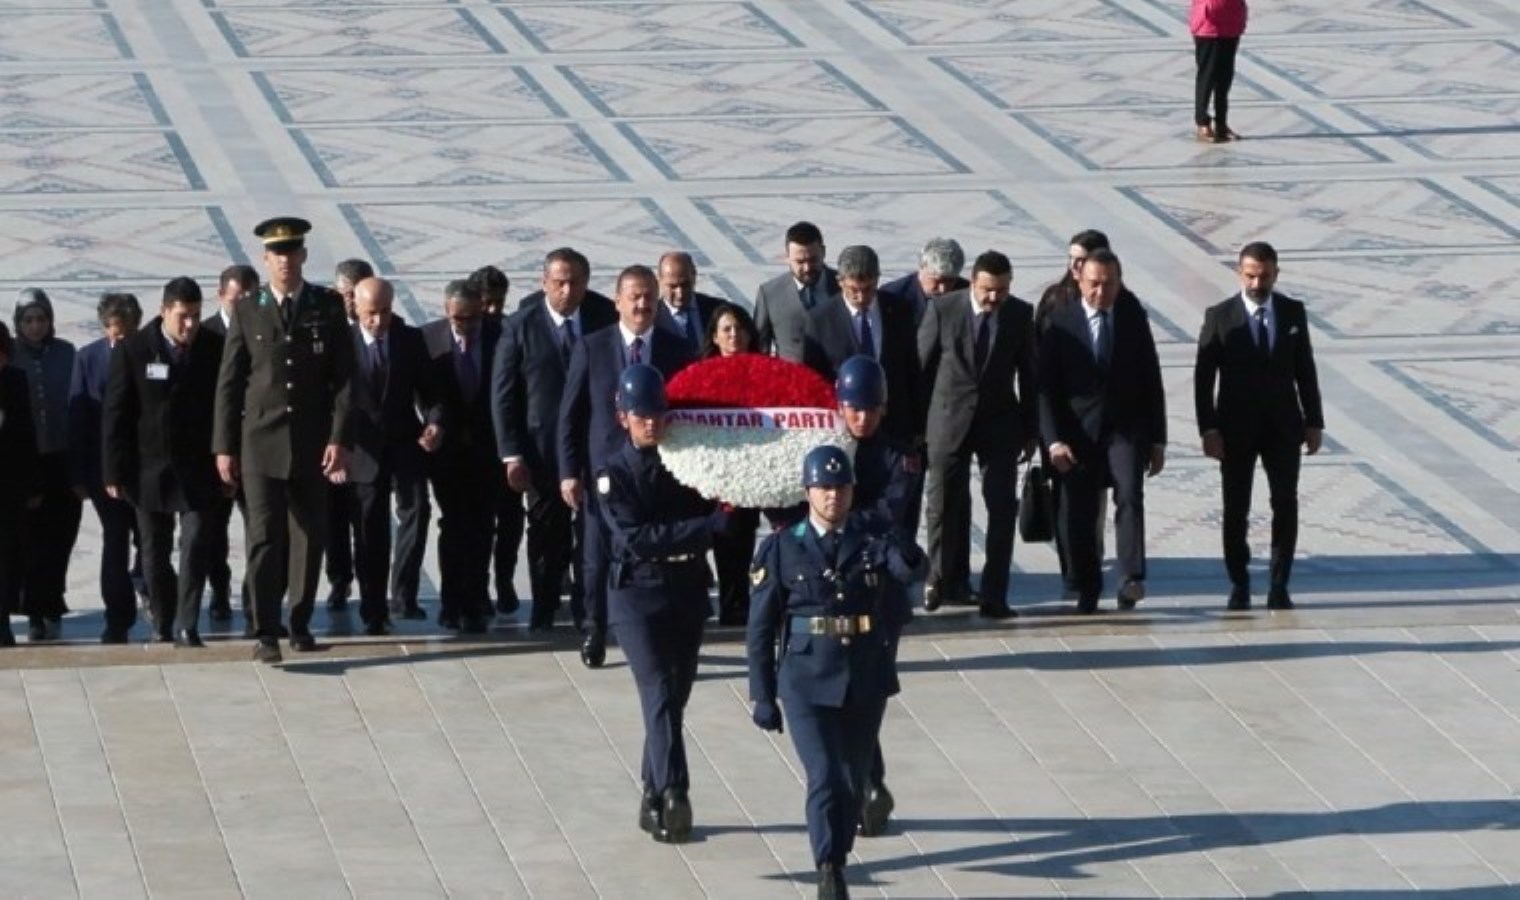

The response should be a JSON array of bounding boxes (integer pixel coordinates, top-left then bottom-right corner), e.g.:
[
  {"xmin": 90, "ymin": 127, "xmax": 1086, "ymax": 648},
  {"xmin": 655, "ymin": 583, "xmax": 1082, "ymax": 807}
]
[{"xmin": 1018, "ymin": 461, "xmax": 1055, "ymax": 543}]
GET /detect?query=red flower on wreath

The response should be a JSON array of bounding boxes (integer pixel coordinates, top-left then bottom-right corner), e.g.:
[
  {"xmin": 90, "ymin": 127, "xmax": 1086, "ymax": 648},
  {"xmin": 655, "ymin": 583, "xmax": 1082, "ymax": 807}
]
[{"xmin": 665, "ymin": 354, "xmax": 836, "ymax": 409}]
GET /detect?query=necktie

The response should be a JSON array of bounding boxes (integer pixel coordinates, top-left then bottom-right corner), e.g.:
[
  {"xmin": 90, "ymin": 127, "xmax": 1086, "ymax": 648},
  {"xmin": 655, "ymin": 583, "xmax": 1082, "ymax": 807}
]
[
  {"xmin": 456, "ymin": 335, "xmax": 477, "ymax": 402},
  {"xmin": 857, "ymin": 310, "xmax": 875, "ymax": 358},
  {"xmin": 1092, "ymin": 310, "xmax": 1111, "ymax": 371},
  {"xmin": 1254, "ymin": 306, "xmax": 1271, "ymax": 358},
  {"xmin": 559, "ymin": 318, "xmax": 576, "ymax": 365},
  {"xmin": 280, "ymin": 295, "xmax": 293, "ymax": 330},
  {"xmin": 369, "ymin": 339, "xmax": 387, "ymax": 398},
  {"xmin": 683, "ymin": 309, "xmax": 699, "ymax": 348},
  {"xmin": 169, "ymin": 341, "xmax": 187, "ymax": 370},
  {"xmin": 799, "ymin": 283, "xmax": 815, "ymax": 311},
  {"xmin": 630, "ymin": 335, "xmax": 644, "ymax": 365},
  {"xmin": 973, "ymin": 310, "xmax": 991, "ymax": 372},
  {"xmin": 819, "ymin": 530, "xmax": 840, "ymax": 567}
]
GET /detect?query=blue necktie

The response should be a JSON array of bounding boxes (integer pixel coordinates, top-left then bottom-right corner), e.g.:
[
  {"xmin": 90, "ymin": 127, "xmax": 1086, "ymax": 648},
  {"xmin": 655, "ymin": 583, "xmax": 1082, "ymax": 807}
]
[
  {"xmin": 1092, "ymin": 311, "xmax": 1111, "ymax": 370},
  {"xmin": 857, "ymin": 310, "xmax": 875, "ymax": 358},
  {"xmin": 630, "ymin": 335, "xmax": 644, "ymax": 365}
]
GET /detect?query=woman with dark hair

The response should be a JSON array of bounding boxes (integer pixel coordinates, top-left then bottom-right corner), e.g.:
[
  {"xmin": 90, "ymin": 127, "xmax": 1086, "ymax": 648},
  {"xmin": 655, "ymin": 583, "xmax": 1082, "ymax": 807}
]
[
  {"xmin": 0, "ymin": 322, "xmax": 43, "ymax": 646},
  {"xmin": 70, "ymin": 292, "xmax": 146, "ymax": 643},
  {"xmin": 699, "ymin": 302, "xmax": 762, "ymax": 625},
  {"xmin": 9, "ymin": 289, "xmax": 80, "ymax": 642}
]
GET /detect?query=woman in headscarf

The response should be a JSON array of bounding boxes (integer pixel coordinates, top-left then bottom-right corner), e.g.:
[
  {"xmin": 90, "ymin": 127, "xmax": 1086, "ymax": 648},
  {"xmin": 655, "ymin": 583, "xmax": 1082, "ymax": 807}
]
[{"xmin": 10, "ymin": 289, "xmax": 82, "ymax": 642}]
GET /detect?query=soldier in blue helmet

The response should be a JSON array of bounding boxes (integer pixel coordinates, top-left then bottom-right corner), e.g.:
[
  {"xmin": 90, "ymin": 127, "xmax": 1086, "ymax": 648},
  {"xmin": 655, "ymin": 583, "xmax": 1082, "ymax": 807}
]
[
  {"xmin": 596, "ymin": 363, "xmax": 731, "ymax": 844},
  {"xmin": 834, "ymin": 354, "xmax": 918, "ymax": 837},
  {"xmin": 747, "ymin": 444, "xmax": 926, "ymax": 899}
]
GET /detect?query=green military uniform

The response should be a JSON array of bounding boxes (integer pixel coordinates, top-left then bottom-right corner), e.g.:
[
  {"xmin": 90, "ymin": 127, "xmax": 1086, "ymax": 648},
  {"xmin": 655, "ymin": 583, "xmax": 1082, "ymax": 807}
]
[{"xmin": 214, "ymin": 278, "xmax": 354, "ymax": 644}]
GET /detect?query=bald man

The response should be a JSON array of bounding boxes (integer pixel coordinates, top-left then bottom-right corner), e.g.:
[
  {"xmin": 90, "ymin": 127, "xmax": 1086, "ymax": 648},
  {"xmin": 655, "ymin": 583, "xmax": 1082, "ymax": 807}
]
[
  {"xmin": 347, "ymin": 278, "xmax": 444, "ymax": 634},
  {"xmin": 655, "ymin": 251, "xmax": 727, "ymax": 353}
]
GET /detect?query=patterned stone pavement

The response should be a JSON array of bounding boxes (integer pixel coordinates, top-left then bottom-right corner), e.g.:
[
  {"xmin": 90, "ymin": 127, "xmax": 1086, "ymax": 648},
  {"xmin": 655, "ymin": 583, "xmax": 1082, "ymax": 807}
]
[{"xmin": 1, "ymin": 0, "xmax": 1518, "ymax": 896}]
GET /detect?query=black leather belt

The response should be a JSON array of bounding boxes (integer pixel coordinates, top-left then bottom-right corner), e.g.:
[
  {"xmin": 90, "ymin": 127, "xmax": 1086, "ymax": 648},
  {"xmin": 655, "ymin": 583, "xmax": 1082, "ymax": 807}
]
[{"xmin": 791, "ymin": 614, "xmax": 872, "ymax": 637}]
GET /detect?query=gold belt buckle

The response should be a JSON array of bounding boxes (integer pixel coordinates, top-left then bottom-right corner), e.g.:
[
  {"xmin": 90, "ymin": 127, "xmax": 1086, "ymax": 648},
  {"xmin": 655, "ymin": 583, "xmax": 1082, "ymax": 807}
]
[{"xmin": 808, "ymin": 617, "xmax": 827, "ymax": 635}]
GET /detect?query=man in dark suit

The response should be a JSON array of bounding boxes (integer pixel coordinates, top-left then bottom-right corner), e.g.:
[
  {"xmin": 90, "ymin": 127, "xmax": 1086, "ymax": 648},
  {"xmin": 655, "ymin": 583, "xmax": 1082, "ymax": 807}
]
[
  {"xmin": 422, "ymin": 279, "xmax": 502, "ymax": 634},
  {"xmin": 214, "ymin": 217, "xmax": 355, "ymax": 663},
  {"xmin": 200, "ymin": 264, "xmax": 257, "ymax": 625},
  {"xmin": 558, "ymin": 264, "xmax": 695, "ymax": 667},
  {"xmin": 754, "ymin": 221, "xmax": 839, "ymax": 363},
  {"xmin": 493, "ymin": 248, "xmax": 618, "ymax": 632},
  {"xmin": 879, "ymin": 236, "xmax": 968, "ymax": 328},
  {"xmin": 470, "ymin": 264, "xmax": 525, "ymax": 617},
  {"xmin": 323, "ymin": 258, "xmax": 375, "ymax": 613},
  {"xmin": 514, "ymin": 247, "xmax": 615, "ymax": 314},
  {"xmin": 655, "ymin": 251, "xmax": 725, "ymax": 353},
  {"xmin": 103, "ymin": 278, "xmax": 226, "ymax": 647},
  {"xmin": 917, "ymin": 250, "xmax": 1036, "ymax": 619},
  {"xmin": 347, "ymin": 278, "xmax": 443, "ymax": 635},
  {"xmin": 803, "ymin": 245, "xmax": 921, "ymax": 450},
  {"xmin": 1039, "ymin": 249, "xmax": 1168, "ymax": 615},
  {"xmin": 1195, "ymin": 241, "xmax": 1324, "ymax": 611}
]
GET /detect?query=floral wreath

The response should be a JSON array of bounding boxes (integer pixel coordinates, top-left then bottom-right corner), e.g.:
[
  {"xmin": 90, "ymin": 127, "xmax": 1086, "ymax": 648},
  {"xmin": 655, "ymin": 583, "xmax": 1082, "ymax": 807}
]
[{"xmin": 660, "ymin": 354, "xmax": 852, "ymax": 507}]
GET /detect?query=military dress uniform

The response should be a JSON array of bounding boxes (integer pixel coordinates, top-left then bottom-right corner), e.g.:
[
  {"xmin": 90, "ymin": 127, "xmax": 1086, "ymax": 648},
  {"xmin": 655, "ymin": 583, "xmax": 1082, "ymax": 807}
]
[
  {"xmin": 214, "ymin": 234, "xmax": 354, "ymax": 654},
  {"xmin": 747, "ymin": 448, "xmax": 924, "ymax": 897}
]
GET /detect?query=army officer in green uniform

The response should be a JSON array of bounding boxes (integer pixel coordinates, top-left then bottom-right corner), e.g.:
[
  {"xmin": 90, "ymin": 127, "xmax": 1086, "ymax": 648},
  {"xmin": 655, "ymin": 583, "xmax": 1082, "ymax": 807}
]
[{"xmin": 214, "ymin": 217, "xmax": 355, "ymax": 663}]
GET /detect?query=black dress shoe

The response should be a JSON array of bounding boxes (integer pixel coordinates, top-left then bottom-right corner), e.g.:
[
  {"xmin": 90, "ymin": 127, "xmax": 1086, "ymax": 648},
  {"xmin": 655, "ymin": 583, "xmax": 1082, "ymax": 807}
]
[
  {"xmin": 1266, "ymin": 587, "xmax": 1294, "ymax": 610},
  {"xmin": 151, "ymin": 630, "xmax": 175, "ymax": 644},
  {"xmin": 100, "ymin": 629, "xmax": 130, "ymax": 645},
  {"xmin": 253, "ymin": 640, "xmax": 282, "ymax": 664},
  {"xmin": 1227, "ymin": 586, "xmax": 1251, "ymax": 611},
  {"xmin": 208, "ymin": 598, "xmax": 233, "ymax": 622},
  {"xmin": 858, "ymin": 781, "xmax": 894, "ymax": 837},
  {"xmin": 656, "ymin": 787, "xmax": 692, "ymax": 844},
  {"xmin": 401, "ymin": 603, "xmax": 426, "ymax": 621},
  {"xmin": 581, "ymin": 628, "xmax": 607, "ymax": 668},
  {"xmin": 638, "ymin": 787, "xmax": 661, "ymax": 835},
  {"xmin": 1075, "ymin": 596, "xmax": 1099, "ymax": 615},
  {"xmin": 365, "ymin": 619, "xmax": 392, "ymax": 637},
  {"xmin": 923, "ymin": 583, "xmax": 942, "ymax": 612},
  {"xmin": 28, "ymin": 620, "xmax": 48, "ymax": 642},
  {"xmin": 327, "ymin": 581, "xmax": 351, "ymax": 611},
  {"xmin": 460, "ymin": 613, "xmax": 489, "ymax": 635},
  {"xmin": 438, "ymin": 610, "xmax": 461, "ymax": 631},
  {"xmin": 175, "ymin": 630, "xmax": 205, "ymax": 648},
  {"xmin": 495, "ymin": 595, "xmax": 520, "ymax": 616},
  {"xmin": 289, "ymin": 632, "xmax": 318, "ymax": 652},
  {"xmin": 1117, "ymin": 579, "xmax": 1145, "ymax": 610},
  {"xmin": 979, "ymin": 600, "xmax": 1016, "ymax": 620},
  {"xmin": 0, "ymin": 627, "xmax": 15, "ymax": 648},
  {"xmin": 817, "ymin": 863, "xmax": 849, "ymax": 899}
]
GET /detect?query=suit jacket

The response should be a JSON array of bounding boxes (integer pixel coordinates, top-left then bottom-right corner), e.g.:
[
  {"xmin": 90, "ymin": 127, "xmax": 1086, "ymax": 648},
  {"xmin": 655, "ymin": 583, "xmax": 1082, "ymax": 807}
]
[
  {"xmin": 67, "ymin": 337, "xmax": 114, "ymax": 491},
  {"xmin": 492, "ymin": 294, "xmax": 617, "ymax": 486},
  {"xmin": 656, "ymin": 292, "xmax": 726, "ymax": 353},
  {"xmin": 516, "ymin": 287, "xmax": 615, "ymax": 314},
  {"xmin": 0, "ymin": 367, "xmax": 40, "ymax": 503},
  {"xmin": 917, "ymin": 289, "xmax": 1037, "ymax": 453},
  {"xmin": 1195, "ymin": 291, "xmax": 1323, "ymax": 442},
  {"xmin": 421, "ymin": 316, "xmax": 501, "ymax": 464},
  {"xmin": 754, "ymin": 268, "xmax": 839, "ymax": 363},
  {"xmin": 880, "ymin": 271, "xmax": 969, "ymax": 328},
  {"xmin": 213, "ymin": 282, "xmax": 355, "ymax": 478},
  {"xmin": 200, "ymin": 309, "xmax": 230, "ymax": 339},
  {"xmin": 1038, "ymin": 292, "xmax": 1167, "ymax": 462},
  {"xmin": 347, "ymin": 320, "xmax": 442, "ymax": 484},
  {"xmin": 103, "ymin": 319, "xmax": 225, "ymax": 512},
  {"xmin": 557, "ymin": 325, "xmax": 694, "ymax": 479},
  {"xmin": 802, "ymin": 292, "xmax": 922, "ymax": 444}
]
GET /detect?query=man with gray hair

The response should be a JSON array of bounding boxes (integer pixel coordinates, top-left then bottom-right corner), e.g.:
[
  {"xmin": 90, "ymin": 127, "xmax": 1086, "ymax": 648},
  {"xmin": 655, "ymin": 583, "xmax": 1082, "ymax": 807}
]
[
  {"xmin": 880, "ymin": 237, "xmax": 969, "ymax": 327},
  {"xmin": 802, "ymin": 245, "xmax": 921, "ymax": 449}
]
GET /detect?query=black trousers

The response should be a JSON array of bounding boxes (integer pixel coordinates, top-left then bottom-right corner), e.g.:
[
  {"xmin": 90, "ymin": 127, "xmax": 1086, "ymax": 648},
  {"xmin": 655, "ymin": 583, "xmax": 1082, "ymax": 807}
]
[
  {"xmin": 429, "ymin": 452, "xmax": 494, "ymax": 621},
  {"xmin": 20, "ymin": 453, "xmax": 82, "ymax": 620},
  {"xmin": 390, "ymin": 467, "xmax": 430, "ymax": 609},
  {"xmin": 925, "ymin": 430, "xmax": 1018, "ymax": 604},
  {"xmin": 615, "ymin": 603, "xmax": 704, "ymax": 794},
  {"xmin": 1056, "ymin": 439, "xmax": 1146, "ymax": 602},
  {"xmin": 0, "ymin": 496, "xmax": 24, "ymax": 621},
  {"xmin": 243, "ymin": 471, "xmax": 329, "ymax": 639},
  {"xmin": 524, "ymin": 482, "xmax": 578, "ymax": 629},
  {"xmin": 1221, "ymin": 430, "xmax": 1302, "ymax": 590},
  {"xmin": 138, "ymin": 507, "xmax": 212, "ymax": 635},
  {"xmin": 1194, "ymin": 36, "xmax": 1241, "ymax": 130},
  {"xmin": 203, "ymin": 493, "xmax": 251, "ymax": 611},
  {"xmin": 492, "ymin": 480, "xmax": 525, "ymax": 605},
  {"xmin": 712, "ymin": 508, "xmax": 759, "ymax": 625},
  {"xmin": 352, "ymin": 472, "xmax": 395, "ymax": 625},
  {"xmin": 324, "ymin": 482, "xmax": 357, "ymax": 590},
  {"xmin": 89, "ymin": 488, "xmax": 141, "ymax": 634}
]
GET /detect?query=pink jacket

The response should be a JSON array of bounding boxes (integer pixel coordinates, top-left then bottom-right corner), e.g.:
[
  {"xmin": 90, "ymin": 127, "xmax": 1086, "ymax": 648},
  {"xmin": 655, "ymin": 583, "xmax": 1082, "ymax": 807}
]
[{"xmin": 1189, "ymin": 0, "xmax": 1248, "ymax": 38}]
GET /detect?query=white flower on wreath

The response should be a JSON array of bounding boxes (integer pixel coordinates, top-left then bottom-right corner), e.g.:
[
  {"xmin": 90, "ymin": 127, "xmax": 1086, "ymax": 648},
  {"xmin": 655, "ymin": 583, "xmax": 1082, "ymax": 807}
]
[{"xmin": 660, "ymin": 422, "xmax": 855, "ymax": 508}]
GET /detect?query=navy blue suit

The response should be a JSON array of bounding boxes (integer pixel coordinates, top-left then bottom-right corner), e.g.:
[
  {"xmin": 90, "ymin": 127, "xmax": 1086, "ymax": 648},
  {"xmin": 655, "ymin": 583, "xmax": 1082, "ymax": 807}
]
[
  {"xmin": 557, "ymin": 326, "xmax": 693, "ymax": 630},
  {"xmin": 70, "ymin": 337, "xmax": 141, "ymax": 635},
  {"xmin": 747, "ymin": 517, "xmax": 923, "ymax": 867},
  {"xmin": 597, "ymin": 440, "xmax": 718, "ymax": 794}
]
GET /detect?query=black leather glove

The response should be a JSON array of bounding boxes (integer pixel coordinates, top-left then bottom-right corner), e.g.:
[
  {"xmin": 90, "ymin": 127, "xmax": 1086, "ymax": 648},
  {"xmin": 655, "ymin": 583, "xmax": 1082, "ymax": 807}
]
[{"xmin": 752, "ymin": 700, "xmax": 783, "ymax": 733}]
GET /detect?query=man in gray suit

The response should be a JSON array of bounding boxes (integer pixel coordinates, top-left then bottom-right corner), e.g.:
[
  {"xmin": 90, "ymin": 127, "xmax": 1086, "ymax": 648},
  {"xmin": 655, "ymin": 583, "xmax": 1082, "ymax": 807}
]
[{"xmin": 753, "ymin": 221, "xmax": 838, "ymax": 363}]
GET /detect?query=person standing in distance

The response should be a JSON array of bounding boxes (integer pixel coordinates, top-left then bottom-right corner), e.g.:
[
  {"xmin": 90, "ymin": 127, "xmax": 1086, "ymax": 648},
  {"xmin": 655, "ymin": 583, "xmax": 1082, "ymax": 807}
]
[
  {"xmin": 1195, "ymin": 241, "xmax": 1323, "ymax": 611},
  {"xmin": 1191, "ymin": 0, "xmax": 1248, "ymax": 142},
  {"xmin": 214, "ymin": 217, "xmax": 355, "ymax": 663},
  {"xmin": 747, "ymin": 445, "xmax": 925, "ymax": 900}
]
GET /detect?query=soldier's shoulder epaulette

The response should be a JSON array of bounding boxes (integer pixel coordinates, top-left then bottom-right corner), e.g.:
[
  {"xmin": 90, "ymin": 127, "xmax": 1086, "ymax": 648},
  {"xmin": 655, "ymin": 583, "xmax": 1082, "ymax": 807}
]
[{"xmin": 790, "ymin": 521, "xmax": 808, "ymax": 538}]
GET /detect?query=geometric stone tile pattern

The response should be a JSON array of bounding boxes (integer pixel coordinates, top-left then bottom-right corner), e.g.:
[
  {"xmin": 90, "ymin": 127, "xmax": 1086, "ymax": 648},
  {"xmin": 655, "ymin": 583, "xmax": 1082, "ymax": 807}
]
[{"xmin": 3, "ymin": 1, "xmax": 1520, "ymax": 896}]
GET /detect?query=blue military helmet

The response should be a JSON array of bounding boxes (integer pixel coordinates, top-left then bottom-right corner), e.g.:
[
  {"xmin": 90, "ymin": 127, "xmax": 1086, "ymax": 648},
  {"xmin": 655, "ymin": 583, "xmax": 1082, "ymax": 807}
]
[
  {"xmin": 802, "ymin": 444, "xmax": 854, "ymax": 488},
  {"xmin": 616, "ymin": 363, "xmax": 668, "ymax": 416},
  {"xmin": 835, "ymin": 355, "xmax": 886, "ymax": 410}
]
